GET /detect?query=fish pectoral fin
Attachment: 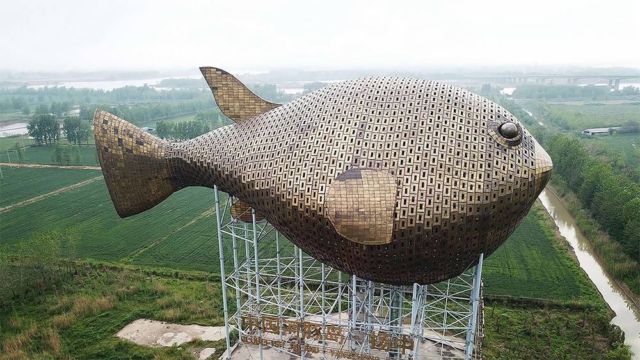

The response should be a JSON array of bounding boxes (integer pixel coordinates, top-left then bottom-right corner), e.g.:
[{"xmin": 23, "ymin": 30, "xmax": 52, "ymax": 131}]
[
  {"xmin": 200, "ymin": 66, "xmax": 280, "ymax": 122},
  {"xmin": 230, "ymin": 199, "xmax": 265, "ymax": 223},
  {"xmin": 326, "ymin": 168, "xmax": 397, "ymax": 245}
]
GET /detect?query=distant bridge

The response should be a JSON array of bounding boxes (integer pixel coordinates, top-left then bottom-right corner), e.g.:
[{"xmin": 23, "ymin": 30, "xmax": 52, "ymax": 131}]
[{"xmin": 448, "ymin": 74, "xmax": 640, "ymax": 90}]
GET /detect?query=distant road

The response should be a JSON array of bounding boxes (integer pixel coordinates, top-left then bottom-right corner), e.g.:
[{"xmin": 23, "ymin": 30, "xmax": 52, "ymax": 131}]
[{"xmin": 0, "ymin": 162, "xmax": 101, "ymax": 170}]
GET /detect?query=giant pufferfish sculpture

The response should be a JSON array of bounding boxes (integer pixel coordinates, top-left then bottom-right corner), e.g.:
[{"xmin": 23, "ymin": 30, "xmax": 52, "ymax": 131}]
[{"xmin": 93, "ymin": 67, "xmax": 552, "ymax": 285}]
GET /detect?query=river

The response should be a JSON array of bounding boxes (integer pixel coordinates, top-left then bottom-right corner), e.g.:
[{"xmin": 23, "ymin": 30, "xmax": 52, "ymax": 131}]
[{"xmin": 539, "ymin": 189, "xmax": 640, "ymax": 357}]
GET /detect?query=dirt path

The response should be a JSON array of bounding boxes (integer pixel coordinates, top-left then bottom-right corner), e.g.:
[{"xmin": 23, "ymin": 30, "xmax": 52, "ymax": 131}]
[
  {"xmin": 0, "ymin": 162, "xmax": 101, "ymax": 170},
  {"xmin": 0, "ymin": 176, "xmax": 103, "ymax": 213}
]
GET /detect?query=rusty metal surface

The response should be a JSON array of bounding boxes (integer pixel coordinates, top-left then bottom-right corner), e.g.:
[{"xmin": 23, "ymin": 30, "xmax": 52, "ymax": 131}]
[
  {"xmin": 94, "ymin": 68, "xmax": 552, "ymax": 285},
  {"xmin": 230, "ymin": 199, "xmax": 265, "ymax": 222}
]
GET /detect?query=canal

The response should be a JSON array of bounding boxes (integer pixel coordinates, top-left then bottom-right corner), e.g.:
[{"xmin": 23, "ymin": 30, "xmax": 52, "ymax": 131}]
[{"xmin": 539, "ymin": 189, "xmax": 640, "ymax": 357}]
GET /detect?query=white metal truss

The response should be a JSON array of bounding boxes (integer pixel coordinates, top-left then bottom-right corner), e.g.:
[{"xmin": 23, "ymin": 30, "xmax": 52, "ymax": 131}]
[{"xmin": 214, "ymin": 187, "xmax": 484, "ymax": 360}]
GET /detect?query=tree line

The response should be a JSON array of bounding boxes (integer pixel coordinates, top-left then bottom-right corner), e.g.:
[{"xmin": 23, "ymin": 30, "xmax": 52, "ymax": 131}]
[
  {"xmin": 27, "ymin": 113, "xmax": 90, "ymax": 146},
  {"xmin": 156, "ymin": 110, "xmax": 230, "ymax": 141},
  {"xmin": 546, "ymin": 134, "xmax": 640, "ymax": 262},
  {"xmin": 25, "ymin": 100, "xmax": 223, "ymax": 147},
  {"xmin": 512, "ymin": 84, "xmax": 640, "ymax": 100},
  {"xmin": 100, "ymin": 99, "xmax": 214, "ymax": 126},
  {"xmin": 0, "ymin": 85, "xmax": 210, "ymax": 113}
]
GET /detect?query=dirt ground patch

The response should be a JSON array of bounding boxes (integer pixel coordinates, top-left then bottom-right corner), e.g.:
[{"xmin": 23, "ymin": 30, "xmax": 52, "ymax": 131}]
[{"xmin": 116, "ymin": 318, "xmax": 225, "ymax": 347}]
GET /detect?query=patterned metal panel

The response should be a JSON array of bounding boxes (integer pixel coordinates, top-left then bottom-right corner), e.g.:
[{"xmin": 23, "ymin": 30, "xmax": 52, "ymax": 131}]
[
  {"xmin": 200, "ymin": 66, "xmax": 280, "ymax": 122},
  {"xmin": 94, "ymin": 69, "xmax": 553, "ymax": 285}
]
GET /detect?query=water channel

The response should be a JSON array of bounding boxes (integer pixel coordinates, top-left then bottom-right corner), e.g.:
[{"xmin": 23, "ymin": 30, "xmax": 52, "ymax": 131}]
[{"xmin": 539, "ymin": 189, "xmax": 640, "ymax": 357}]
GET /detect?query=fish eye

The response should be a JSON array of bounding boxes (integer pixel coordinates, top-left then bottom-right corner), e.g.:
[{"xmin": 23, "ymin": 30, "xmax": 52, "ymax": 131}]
[{"xmin": 498, "ymin": 122, "xmax": 519, "ymax": 139}]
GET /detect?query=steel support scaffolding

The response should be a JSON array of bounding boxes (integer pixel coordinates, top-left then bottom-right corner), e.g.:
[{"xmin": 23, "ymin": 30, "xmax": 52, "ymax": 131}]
[{"xmin": 214, "ymin": 189, "xmax": 484, "ymax": 360}]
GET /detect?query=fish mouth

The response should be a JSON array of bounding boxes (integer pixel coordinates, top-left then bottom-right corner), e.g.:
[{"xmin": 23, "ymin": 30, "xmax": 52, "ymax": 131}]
[{"xmin": 533, "ymin": 139, "xmax": 553, "ymax": 195}]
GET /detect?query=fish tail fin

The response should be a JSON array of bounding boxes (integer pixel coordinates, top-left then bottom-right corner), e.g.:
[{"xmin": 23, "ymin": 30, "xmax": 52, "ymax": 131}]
[{"xmin": 93, "ymin": 110, "xmax": 177, "ymax": 218}]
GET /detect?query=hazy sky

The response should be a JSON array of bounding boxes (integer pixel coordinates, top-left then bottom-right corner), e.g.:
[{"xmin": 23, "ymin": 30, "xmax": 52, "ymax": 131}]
[{"xmin": 2, "ymin": 0, "xmax": 639, "ymax": 72}]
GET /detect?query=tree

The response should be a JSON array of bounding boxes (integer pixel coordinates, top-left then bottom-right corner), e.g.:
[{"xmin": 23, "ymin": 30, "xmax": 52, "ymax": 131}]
[
  {"xmin": 77, "ymin": 121, "xmax": 90, "ymax": 144},
  {"xmin": 173, "ymin": 119, "xmax": 210, "ymax": 140},
  {"xmin": 155, "ymin": 119, "xmax": 211, "ymax": 141},
  {"xmin": 53, "ymin": 143, "xmax": 64, "ymax": 164},
  {"xmin": 578, "ymin": 162, "xmax": 612, "ymax": 207},
  {"xmin": 480, "ymin": 84, "xmax": 492, "ymax": 94},
  {"xmin": 63, "ymin": 117, "xmax": 81, "ymax": 144},
  {"xmin": 156, "ymin": 120, "xmax": 172, "ymax": 139},
  {"xmin": 547, "ymin": 134, "xmax": 589, "ymax": 189},
  {"xmin": 46, "ymin": 118, "xmax": 60, "ymax": 144},
  {"xmin": 50, "ymin": 102, "xmax": 70, "ymax": 118},
  {"xmin": 63, "ymin": 117, "xmax": 89, "ymax": 145},
  {"xmin": 623, "ymin": 218, "xmax": 640, "ymax": 262},
  {"xmin": 28, "ymin": 114, "xmax": 59, "ymax": 145},
  {"xmin": 79, "ymin": 106, "xmax": 98, "ymax": 120},
  {"xmin": 34, "ymin": 104, "xmax": 49, "ymax": 115}
]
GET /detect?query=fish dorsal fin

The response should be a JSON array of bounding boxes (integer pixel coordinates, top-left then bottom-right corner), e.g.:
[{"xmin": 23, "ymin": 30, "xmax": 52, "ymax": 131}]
[
  {"xmin": 200, "ymin": 66, "xmax": 280, "ymax": 122},
  {"xmin": 326, "ymin": 168, "xmax": 397, "ymax": 245}
]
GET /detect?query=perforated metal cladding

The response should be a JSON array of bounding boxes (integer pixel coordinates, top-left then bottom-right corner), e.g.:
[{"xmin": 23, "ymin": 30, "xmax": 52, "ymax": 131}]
[
  {"xmin": 152, "ymin": 77, "xmax": 550, "ymax": 284},
  {"xmin": 94, "ymin": 111, "xmax": 175, "ymax": 217},
  {"xmin": 325, "ymin": 168, "xmax": 396, "ymax": 245},
  {"xmin": 200, "ymin": 67, "xmax": 280, "ymax": 122}
]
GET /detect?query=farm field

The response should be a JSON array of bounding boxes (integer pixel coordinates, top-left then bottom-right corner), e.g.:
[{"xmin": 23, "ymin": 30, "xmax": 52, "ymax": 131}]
[
  {"xmin": 130, "ymin": 213, "xmax": 219, "ymax": 272},
  {"xmin": 0, "ymin": 166, "xmax": 101, "ymax": 208},
  {"xmin": 0, "ymin": 144, "xmax": 98, "ymax": 166},
  {"xmin": 0, "ymin": 136, "xmax": 33, "ymax": 151},
  {"xmin": 482, "ymin": 205, "xmax": 600, "ymax": 302},
  {"xmin": 544, "ymin": 102, "xmax": 640, "ymax": 130},
  {"xmin": 581, "ymin": 132, "xmax": 640, "ymax": 168},
  {"xmin": 0, "ymin": 180, "xmax": 216, "ymax": 261}
]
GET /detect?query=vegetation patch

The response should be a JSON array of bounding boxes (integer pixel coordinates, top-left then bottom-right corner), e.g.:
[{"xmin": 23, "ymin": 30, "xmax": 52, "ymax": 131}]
[
  {"xmin": 0, "ymin": 262, "xmax": 224, "ymax": 360},
  {"xmin": 483, "ymin": 301, "xmax": 630, "ymax": 360}
]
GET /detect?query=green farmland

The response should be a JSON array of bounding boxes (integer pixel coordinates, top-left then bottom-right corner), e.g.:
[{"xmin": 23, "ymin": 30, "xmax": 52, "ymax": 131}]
[
  {"xmin": 0, "ymin": 179, "xmax": 217, "ymax": 262},
  {"xmin": 0, "ymin": 136, "xmax": 34, "ymax": 151},
  {"xmin": 582, "ymin": 132, "xmax": 640, "ymax": 168},
  {"xmin": 543, "ymin": 102, "xmax": 640, "ymax": 130},
  {"xmin": 0, "ymin": 166, "xmax": 101, "ymax": 208},
  {"xmin": 0, "ymin": 145, "xmax": 99, "ymax": 166},
  {"xmin": 483, "ymin": 206, "xmax": 600, "ymax": 302}
]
